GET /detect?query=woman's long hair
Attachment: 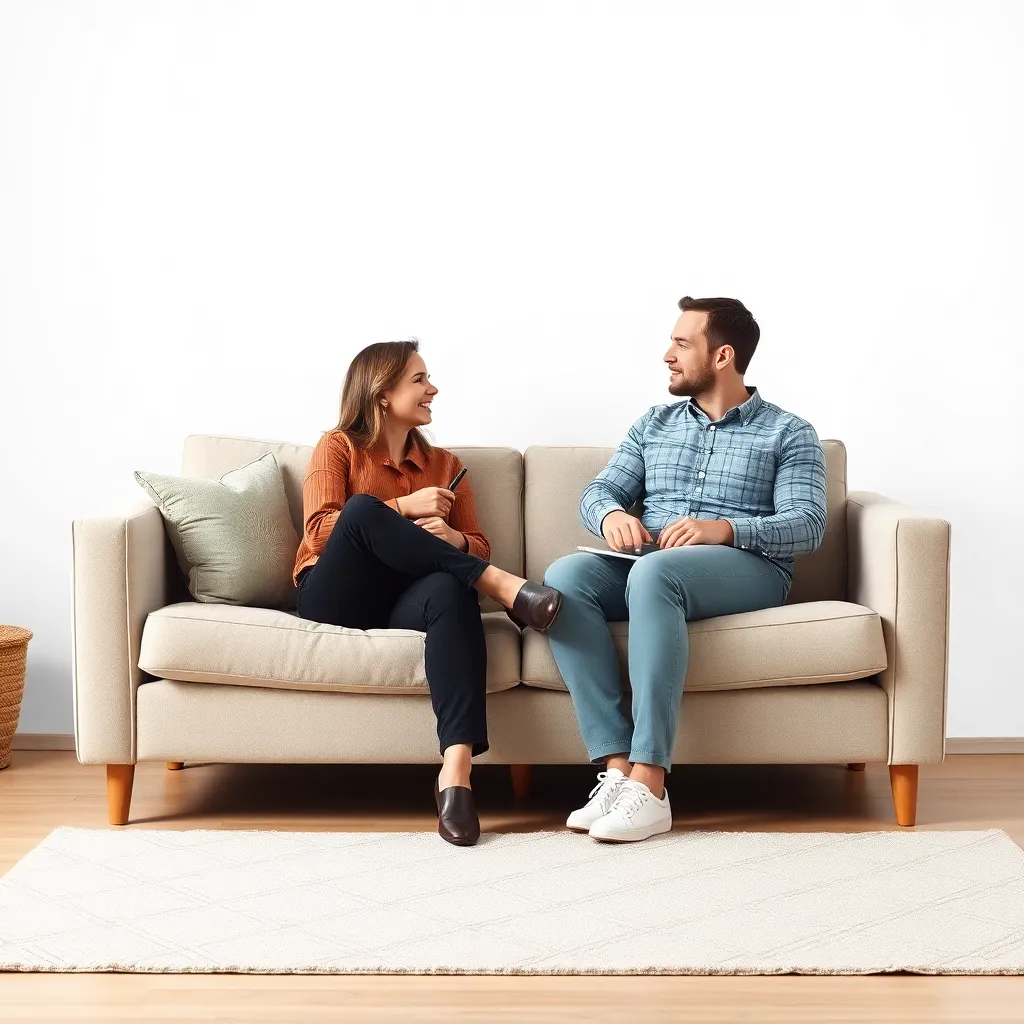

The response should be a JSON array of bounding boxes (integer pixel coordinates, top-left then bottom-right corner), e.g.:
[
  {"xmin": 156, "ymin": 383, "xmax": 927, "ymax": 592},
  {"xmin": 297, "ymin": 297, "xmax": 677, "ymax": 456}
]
[{"xmin": 335, "ymin": 339, "xmax": 432, "ymax": 453}]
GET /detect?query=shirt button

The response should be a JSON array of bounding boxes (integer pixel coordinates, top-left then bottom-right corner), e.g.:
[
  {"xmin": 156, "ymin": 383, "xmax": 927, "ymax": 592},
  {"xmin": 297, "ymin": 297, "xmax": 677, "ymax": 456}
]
[
  {"xmin": 709, "ymin": 425, "xmax": 716, "ymax": 431},
  {"xmin": 698, "ymin": 471, "xmax": 705, "ymax": 479}
]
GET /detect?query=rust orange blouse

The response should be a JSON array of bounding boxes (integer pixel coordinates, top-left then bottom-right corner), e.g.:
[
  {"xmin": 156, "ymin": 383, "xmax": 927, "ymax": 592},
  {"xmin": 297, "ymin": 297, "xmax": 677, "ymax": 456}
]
[{"xmin": 293, "ymin": 430, "xmax": 491, "ymax": 583}]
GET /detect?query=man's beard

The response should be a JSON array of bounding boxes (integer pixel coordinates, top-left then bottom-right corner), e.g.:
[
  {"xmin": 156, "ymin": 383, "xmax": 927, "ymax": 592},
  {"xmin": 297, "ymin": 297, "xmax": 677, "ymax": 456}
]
[{"xmin": 668, "ymin": 360, "xmax": 716, "ymax": 397}]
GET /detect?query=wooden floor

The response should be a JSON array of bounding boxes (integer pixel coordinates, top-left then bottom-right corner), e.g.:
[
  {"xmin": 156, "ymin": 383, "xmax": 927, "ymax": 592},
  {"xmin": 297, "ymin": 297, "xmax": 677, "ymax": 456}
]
[{"xmin": 1, "ymin": 752, "xmax": 1023, "ymax": 1022}]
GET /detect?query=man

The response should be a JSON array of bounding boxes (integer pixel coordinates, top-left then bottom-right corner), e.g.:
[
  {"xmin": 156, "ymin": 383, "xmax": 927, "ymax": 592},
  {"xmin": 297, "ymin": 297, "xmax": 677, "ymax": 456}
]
[{"xmin": 543, "ymin": 296, "xmax": 827, "ymax": 842}]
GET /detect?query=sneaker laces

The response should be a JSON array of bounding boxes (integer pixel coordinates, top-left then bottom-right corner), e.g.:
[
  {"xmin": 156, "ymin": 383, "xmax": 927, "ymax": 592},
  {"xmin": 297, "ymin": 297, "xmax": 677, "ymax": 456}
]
[
  {"xmin": 588, "ymin": 771, "xmax": 624, "ymax": 812},
  {"xmin": 610, "ymin": 779, "xmax": 649, "ymax": 820}
]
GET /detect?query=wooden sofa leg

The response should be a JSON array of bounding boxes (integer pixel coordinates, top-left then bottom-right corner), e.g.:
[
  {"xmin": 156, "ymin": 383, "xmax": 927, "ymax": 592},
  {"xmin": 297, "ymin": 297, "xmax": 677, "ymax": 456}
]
[
  {"xmin": 889, "ymin": 764, "xmax": 919, "ymax": 826},
  {"xmin": 167, "ymin": 762, "xmax": 184, "ymax": 771},
  {"xmin": 847, "ymin": 762, "xmax": 866, "ymax": 771},
  {"xmin": 510, "ymin": 764, "xmax": 532, "ymax": 800},
  {"xmin": 106, "ymin": 764, "xmax": 135, "ymax": 826}
]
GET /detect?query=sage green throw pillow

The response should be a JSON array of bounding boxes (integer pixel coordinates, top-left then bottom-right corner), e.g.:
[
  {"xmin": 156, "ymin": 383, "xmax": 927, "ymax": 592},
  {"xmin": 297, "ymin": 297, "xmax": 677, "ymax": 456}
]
[{"xmin": 134, "ymin": 453, "xmax": 300, "ymax": 609}]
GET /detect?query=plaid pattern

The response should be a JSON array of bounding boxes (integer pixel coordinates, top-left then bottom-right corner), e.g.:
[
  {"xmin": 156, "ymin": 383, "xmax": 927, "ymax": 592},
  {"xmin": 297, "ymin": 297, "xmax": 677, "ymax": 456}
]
[{"xmin": 580, "ymin": 388, "xmax": 828, "ymax": 585}]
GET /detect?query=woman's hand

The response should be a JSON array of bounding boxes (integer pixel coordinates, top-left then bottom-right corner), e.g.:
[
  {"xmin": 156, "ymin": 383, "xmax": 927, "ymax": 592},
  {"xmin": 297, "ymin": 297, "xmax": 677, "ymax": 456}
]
[
  {"xmin": 399, "ymin": 487, "xmax": 456, "ymax": 520},
  {"xmin": 415, "ymin": 517, "xmax": 466, "ymax": 549}
]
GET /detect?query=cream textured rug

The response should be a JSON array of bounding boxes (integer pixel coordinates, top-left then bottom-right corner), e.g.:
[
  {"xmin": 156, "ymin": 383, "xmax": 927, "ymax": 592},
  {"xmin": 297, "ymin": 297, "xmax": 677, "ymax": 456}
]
[{"xmin": 1, "ymin": 827, "xmax": 1023, "ymax": 975}]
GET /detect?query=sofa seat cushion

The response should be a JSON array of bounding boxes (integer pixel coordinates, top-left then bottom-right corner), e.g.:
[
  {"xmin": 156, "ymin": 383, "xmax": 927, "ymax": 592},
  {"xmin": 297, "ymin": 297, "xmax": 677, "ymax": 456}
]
[
  {"xmin": 138, "ymin": 603, "xmax": 521, "ymax": 695},
  {"xmin": 522, "ymin": 600, "xmax": 887, "ymax": 693}
]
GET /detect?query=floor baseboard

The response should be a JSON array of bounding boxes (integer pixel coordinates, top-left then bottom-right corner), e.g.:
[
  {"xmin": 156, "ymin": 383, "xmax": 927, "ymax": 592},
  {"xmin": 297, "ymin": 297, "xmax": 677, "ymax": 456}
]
[
  {"xmin": 10, "ymin": 734, "xmax": 77, "ymax": 751},
  {"xmin": 10, "ymin": 734, "xmax": 1024, "ymax": 754},
  {"xmin": 944, "ymin": 737, "xmax": 1024, "ymax": 754}
]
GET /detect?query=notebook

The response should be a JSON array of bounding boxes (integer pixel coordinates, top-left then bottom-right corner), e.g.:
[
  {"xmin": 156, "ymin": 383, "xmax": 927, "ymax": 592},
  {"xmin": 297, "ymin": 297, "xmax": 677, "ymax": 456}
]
[{"xmin": 576, "ymin": 542, "xmax": 661, "ymax": 561}]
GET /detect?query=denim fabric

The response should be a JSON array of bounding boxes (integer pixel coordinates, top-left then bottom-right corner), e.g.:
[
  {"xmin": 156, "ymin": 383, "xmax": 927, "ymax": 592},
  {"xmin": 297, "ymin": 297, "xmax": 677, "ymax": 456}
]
[{"xmin": 544, "ymin": 546, "xmax": 789, "ymax": 771}]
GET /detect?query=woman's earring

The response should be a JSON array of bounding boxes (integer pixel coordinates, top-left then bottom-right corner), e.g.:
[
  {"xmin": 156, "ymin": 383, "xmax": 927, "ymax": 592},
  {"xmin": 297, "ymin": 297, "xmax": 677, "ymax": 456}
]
[{"xmin": 381, "ymin": 401, "xmax": 388, "ymax": 418}]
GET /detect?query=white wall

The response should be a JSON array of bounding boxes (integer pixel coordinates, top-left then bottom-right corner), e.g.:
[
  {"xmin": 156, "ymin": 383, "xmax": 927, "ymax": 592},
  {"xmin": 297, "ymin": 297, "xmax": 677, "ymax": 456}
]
[{"xmin": 2, "ymin": 0, "xmax": 1021, "ymax": 739}]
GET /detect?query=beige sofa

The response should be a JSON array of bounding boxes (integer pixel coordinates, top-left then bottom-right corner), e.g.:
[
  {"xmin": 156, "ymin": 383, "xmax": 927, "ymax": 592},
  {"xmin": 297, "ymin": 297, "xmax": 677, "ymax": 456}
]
[{"xmin": 72, "ymin": 434, "xmax": 950, "ymax": 828}]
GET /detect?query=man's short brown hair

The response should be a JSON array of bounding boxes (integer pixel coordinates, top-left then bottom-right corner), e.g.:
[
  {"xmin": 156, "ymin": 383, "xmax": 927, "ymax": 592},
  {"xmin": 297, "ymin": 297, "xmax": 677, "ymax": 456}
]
[{"xmin": 678, "ymin": 296, "xmax": 760, "ymax": 374}]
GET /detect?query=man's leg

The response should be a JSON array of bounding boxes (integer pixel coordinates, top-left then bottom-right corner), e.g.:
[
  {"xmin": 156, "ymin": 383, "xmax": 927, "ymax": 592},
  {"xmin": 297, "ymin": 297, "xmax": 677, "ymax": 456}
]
[
  {"xmin": 543, "ymin": 552, "xmax": 633, "ymax": 765},
  {"xmin": 625, "ymin": 546, "xmax": 790, "ymax": 788},
  {"xmin": 588, "ymin": 547, "xmax": 788, "ymax": 843}
]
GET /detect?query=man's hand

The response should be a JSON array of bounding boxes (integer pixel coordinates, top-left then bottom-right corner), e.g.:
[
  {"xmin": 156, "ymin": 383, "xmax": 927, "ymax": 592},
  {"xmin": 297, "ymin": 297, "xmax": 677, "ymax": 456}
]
[
  {"xmin": 415, "ymin": 517, "xmax": 466, "ymax": 550},
  {"xmin": 658, "ymin": 518, "xmax": 734, "ymax": 549},
  {"xmin": 602, "ymin": 510, "xmax": 653, "ymax": 554}
]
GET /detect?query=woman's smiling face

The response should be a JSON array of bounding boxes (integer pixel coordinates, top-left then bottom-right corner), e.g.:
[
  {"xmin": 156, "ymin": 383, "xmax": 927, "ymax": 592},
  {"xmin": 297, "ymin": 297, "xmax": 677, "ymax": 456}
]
[{"xmin": 382, "ymin": 352, "xmax": 438, "ymax": 426}]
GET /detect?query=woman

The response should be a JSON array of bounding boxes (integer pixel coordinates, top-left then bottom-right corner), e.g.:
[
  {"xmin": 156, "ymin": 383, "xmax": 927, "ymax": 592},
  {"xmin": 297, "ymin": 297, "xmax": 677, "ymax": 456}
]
[{"xmin": 294, "ymin": 339, "xmax": 563, "ymax": 847}]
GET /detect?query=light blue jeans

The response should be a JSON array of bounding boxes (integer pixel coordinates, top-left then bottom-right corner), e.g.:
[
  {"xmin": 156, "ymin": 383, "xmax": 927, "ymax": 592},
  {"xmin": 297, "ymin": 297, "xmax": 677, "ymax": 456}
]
[{"xmin": 543, "ymin": 547, "xmax": 789, "ymax": 772}]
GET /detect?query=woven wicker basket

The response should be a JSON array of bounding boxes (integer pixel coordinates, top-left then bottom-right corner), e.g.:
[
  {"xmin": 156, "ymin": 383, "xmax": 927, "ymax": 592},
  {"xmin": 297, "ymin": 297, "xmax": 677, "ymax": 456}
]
[{"xmin": 0, "ymin": 626, "xmax": 32, "ymax": 770}]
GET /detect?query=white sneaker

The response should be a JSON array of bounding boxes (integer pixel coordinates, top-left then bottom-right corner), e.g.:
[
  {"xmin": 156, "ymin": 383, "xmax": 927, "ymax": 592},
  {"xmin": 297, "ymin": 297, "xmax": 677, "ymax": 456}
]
[
  {"xmin": 588, "ymin": 779, "xmax": 672, "ymax": 843},
  {"xmin": 565, "ymin": 768, "xmax": 628, "ymax": 832}
]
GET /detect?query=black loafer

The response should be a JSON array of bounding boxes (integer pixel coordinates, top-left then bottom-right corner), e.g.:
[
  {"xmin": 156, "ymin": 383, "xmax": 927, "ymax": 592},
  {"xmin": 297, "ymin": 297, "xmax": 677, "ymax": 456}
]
[
  {"xmin": 434, "ymin": 778, "xmax": 481, "ymax": 847},
  {"xmin": 505, "ymin": 581, "xmax": 563, "ymax": 633}
]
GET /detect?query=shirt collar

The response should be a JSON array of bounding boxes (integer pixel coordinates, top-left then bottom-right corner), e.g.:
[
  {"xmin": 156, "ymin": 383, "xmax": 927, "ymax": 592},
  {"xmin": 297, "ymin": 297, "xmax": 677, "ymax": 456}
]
[
  {"xmin": 685, "ymin": 386, "xmax": 762, "ymax": 426},
  {"xmin": 373, "ymin": 434, "xmax": 427, "ymax": 471},
  {"xmin": 405, "ymin": 437, "xmax": 427, "ymax": 470},
  {"xmin": 737, "ymin": 386, "xmax": 762, "ymax": 425}
]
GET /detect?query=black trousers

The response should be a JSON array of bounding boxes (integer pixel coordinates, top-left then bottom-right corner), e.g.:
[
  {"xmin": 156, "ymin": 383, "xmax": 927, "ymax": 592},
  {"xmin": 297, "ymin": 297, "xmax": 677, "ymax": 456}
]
[{"xmin": 296, "ymin": 494, "xmax": 492, "ymax": 756}]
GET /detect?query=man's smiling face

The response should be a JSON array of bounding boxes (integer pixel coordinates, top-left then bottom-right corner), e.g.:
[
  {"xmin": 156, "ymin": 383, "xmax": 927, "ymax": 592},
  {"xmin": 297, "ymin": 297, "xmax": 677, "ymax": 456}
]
[{"xmin": 664, "ymin": 309, "xmax": 717, "ymax": 397}]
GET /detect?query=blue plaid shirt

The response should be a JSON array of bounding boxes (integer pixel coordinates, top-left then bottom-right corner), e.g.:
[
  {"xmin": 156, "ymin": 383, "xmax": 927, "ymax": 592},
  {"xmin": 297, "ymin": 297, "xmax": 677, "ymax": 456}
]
[{"xmin": 580, "ymin": 388, "xmax": 827, "ymax": 588}]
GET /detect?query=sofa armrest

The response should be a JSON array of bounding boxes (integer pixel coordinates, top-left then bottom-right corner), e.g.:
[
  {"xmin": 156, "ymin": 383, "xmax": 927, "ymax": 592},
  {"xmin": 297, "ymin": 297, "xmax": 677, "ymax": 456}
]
[
  {"xmin": 72, "ymin": 504, "xmax": 169, "ymax": 764},
  {"xmin": 846, "ymin": 491, "xmax": 950, "ymax": 764}
]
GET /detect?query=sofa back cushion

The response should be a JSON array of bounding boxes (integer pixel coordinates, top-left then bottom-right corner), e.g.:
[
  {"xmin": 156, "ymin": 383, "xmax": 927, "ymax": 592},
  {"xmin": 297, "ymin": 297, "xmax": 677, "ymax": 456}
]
[
  {"xmin": 181, "ymin": 436, "xmax": 524, "ymax": 611},
  {"xmin": 522, "ymin": 439, "xmax": 848, "ymax": 604}
]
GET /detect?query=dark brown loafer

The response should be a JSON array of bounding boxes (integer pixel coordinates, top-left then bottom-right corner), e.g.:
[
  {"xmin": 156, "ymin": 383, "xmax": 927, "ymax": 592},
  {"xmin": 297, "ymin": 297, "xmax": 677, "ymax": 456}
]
[
  {"xmin": 434, "ymin": 778, "xmax": 481, "ymax": 847},
  {"xmin": 506, "ymin": 581, "xmax": 563, "ymax": 633}
]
